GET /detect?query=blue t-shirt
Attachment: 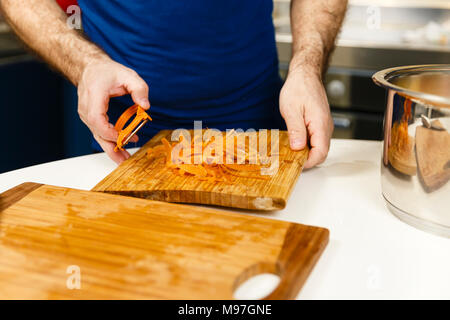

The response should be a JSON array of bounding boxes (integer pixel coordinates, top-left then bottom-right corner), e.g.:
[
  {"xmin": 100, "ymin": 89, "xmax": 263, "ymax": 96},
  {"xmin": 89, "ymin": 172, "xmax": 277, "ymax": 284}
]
[{"xmin": 77, "ymin": 1, "xmax": 285, "ymax": 148}]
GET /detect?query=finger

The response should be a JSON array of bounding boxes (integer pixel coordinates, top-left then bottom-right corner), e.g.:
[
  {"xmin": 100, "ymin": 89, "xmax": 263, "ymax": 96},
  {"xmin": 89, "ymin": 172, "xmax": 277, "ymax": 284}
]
[
  {"xmin": 304, "ymin": 127, "xmax": 330, "ymax": 169},
  {"xmin": 281, "ymin": 106, "xmax": 307, "ymax": 150},
  {"xmin": 129, "ymin": 134, "xmax": 139, "ymax": 143},
  {"xmin": 87, "ymin": 93, "xmax": 118, "ymax": 142},
  {"xmin": 94, "ymin": 134, "xmax": 131, "ymax": 164},
  {"xmin": 124, "ymin": 73, "xmax": 150, "ymax": 109}
]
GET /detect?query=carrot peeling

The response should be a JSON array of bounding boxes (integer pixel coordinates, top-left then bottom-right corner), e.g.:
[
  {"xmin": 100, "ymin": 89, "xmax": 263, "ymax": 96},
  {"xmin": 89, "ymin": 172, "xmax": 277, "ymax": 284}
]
[
  {"xmin": 146, "ymin": 131, "xmax": 272, "ymax": 183},
  {"xmin": 114, "ymin": 104, "xmax": 152, "ymax": 152}
]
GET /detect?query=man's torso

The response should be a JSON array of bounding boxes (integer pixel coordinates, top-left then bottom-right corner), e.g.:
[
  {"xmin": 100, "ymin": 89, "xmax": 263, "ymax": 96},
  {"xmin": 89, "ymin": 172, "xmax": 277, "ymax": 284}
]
[{"xmin": 77, "ymin": 0, "xmax": 283, "ymax": 145}]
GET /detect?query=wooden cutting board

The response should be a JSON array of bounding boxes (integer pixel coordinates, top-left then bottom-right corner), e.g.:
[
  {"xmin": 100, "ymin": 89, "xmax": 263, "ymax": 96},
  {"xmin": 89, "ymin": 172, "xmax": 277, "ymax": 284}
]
[
  {"xmin": 93, "ymin": 130, "xmax": 309, "ymax": 210},
  {"xmin": 0, "ymin": 183, "xmax": 329, "ymax": 300}
]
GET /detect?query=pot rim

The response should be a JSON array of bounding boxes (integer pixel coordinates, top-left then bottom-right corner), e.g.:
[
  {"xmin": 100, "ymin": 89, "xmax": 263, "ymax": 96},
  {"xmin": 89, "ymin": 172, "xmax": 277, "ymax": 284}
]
[{"xmin": 372, "ymin": 64, "xmax": 450, "ymax": 108}]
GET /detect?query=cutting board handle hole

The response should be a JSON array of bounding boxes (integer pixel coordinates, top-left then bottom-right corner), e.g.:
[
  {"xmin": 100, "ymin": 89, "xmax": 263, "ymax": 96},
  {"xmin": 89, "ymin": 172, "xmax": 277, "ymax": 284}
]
[{"xmin": 232, "ymin": 262, "xmax": 281, "ymax": 300}]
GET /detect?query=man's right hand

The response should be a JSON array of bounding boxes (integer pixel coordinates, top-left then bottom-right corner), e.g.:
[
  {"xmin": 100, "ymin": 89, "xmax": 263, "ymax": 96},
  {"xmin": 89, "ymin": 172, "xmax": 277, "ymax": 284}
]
[
  {"xmin": 77, "ymin": 58, "xmax": 150, "ymax": 164},
  {"xmin": 0, "ymin": 0, "xmax": 150, "ymax": 163}
]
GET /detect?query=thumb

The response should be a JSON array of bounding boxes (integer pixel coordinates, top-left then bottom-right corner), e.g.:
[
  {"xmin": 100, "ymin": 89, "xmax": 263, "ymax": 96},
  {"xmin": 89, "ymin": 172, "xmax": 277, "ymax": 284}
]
[
  {"xmin": 282, "ymin": 108, "xmax": 308, "ymax": 150},
  {"xmin": 125, "ymin": 73, "xmax": 150, "ymax": 110}
]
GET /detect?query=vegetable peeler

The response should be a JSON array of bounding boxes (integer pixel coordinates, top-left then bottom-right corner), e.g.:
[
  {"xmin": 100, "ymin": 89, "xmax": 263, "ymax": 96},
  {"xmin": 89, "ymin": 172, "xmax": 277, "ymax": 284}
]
[{"xmin": 114, "ymin": 104, "xmax": 152, "ymax": 152}]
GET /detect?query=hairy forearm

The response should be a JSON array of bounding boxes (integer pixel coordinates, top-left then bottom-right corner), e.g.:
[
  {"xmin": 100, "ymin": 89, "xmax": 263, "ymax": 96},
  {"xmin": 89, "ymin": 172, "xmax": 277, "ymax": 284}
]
[
  {"xmin": 0, "ymin": 0, "xmax": 109, "ymax": 85},
  {"xmin": 289, "ymin": 0, "xmax": 348, "ymax": 77}
]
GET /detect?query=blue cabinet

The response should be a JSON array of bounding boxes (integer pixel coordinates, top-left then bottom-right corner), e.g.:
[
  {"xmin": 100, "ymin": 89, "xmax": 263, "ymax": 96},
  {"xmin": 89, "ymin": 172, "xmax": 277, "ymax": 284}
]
[{"xmin": 0, "ymin": 55, "xmax": 91, "ymax": 173}]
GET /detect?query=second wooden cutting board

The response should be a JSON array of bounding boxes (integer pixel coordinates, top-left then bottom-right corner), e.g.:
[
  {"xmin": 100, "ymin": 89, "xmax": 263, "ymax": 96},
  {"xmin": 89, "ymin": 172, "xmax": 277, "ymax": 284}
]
[
  {"xmin": 93, "ymin": 130, "xmax": 309, "ymax": 210},
  {"xmin": 0, "ymin": 183, "xmax": 328, "ymax": 299}
]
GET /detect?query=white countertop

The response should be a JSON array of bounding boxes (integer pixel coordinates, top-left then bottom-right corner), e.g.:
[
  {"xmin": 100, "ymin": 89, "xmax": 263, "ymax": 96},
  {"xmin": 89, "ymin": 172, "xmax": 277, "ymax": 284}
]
[{"xmin": 1, "ymin": 139, "xmax": 449, "ymax": 299}]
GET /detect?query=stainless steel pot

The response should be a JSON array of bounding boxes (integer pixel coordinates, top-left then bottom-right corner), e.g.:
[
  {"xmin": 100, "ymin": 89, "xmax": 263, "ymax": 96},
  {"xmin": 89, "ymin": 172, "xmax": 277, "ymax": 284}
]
[{"xmin": 373, "ymin": 65, "xmax": 450, "ymax": 237}]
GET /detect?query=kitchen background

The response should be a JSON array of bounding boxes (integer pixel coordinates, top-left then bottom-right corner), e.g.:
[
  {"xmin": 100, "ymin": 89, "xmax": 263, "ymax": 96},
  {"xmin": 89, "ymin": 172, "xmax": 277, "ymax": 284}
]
[{"xmin": 0, "ymin": 0, "xmax": 449, "ymax": 173}]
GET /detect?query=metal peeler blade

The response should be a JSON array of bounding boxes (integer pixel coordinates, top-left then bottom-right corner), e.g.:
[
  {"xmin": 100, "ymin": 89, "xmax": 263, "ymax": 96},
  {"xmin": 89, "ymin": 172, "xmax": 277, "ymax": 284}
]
[{"xmin": 122, "ymin": 119, "xmax": 148, "ymax": 146}]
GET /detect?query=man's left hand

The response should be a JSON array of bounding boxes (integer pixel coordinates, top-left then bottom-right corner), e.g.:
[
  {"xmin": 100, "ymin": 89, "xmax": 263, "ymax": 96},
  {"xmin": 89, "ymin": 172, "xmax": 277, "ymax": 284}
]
[{"xmin": 279, "ymin": 66, "xmax": 334, "ymax": 169}]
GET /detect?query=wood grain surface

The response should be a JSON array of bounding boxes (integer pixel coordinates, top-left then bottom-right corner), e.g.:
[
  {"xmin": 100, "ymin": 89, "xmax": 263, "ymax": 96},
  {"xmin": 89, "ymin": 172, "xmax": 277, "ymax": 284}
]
[
  {"xmin": 93, "ymin": 130, "xmax": 309, "ymax": 210},
  {"xmin": 416, "ymin": 122, "xmax": 450, "ymax": 192},
  {"xmin": 0, "ymin": 183, "xmax": 329, "ymax": 300}
]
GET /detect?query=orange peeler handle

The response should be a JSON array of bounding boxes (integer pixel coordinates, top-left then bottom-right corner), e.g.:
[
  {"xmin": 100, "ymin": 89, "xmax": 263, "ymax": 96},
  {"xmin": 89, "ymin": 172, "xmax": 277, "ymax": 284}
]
[{"xmin": 114, "ymin": 104, "xmax": 152, "ymax": 152}]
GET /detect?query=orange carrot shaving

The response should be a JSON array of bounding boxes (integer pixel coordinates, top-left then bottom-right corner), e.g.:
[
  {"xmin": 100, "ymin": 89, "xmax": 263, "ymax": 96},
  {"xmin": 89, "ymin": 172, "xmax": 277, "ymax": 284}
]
[
  {"xmin": 176, "ymin": 164, "xmax": 208, "ymax": 177},
  {"xmin": 146, "ymin": 131, "xmax": 272, "ymax": 183},
  {"xmin": 223, "ymin": 164, "xmax": 262, "ymax": 172}
]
